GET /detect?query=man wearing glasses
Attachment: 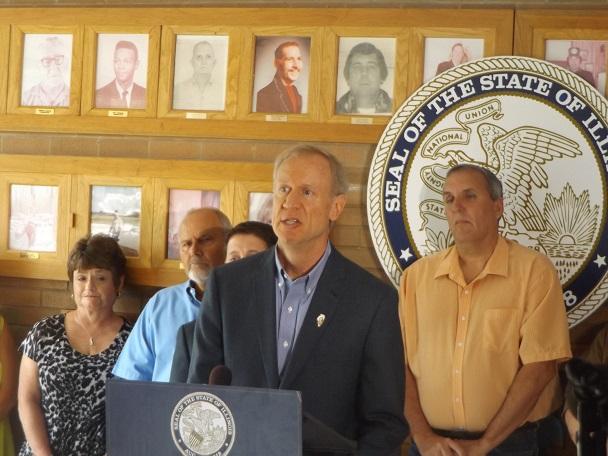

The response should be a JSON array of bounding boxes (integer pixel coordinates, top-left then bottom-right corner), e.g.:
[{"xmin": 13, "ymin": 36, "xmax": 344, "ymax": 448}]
[{"xmin": 22, "ymin": 36, "xmax": 70, "ymax": 107}]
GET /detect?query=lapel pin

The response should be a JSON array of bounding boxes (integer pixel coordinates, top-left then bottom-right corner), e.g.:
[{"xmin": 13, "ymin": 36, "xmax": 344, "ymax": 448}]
[{"xmin": 316, "ymin": 314, "xmax": 326, "ymax": 328}]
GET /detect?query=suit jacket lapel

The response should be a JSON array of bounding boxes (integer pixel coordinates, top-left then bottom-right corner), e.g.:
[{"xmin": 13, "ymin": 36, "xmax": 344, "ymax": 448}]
[
  {"xmin": 279, "ymin": 249, "xmax": 345, "ymax": 388},
  {"xmin": 253, "ymin": 250, "xmax": 280, "ymax": 387}
]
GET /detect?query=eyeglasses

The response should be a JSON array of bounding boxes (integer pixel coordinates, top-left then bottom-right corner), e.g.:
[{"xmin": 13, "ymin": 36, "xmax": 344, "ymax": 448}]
[{"xmin": 40, "ymin": 55, "xmax": 65, "ymax": 67}]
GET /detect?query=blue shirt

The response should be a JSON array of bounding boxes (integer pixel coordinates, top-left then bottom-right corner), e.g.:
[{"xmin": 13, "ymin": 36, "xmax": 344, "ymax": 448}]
[
  {"xmin": 112, "ymin": 280, "xmax": 201, "ymax": 382},
  {"xmin": 274, "ymin": 243, "xmax": 331, "ymax": 374}
]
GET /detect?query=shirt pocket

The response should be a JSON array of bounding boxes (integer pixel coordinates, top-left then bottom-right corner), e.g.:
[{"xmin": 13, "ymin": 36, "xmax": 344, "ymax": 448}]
[{"xmin": 483, "ymin": 308, "xmax": 519, "ymax": 353}]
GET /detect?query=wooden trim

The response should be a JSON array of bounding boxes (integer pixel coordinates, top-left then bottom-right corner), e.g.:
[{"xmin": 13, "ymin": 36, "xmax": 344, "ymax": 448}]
[
  {"xmin": 7, "ymin": 25, "xmax": 83, "ymax": 116},
  {"xmin": 0, "ymin": 7, "xmax": 513, "ymax": 144},
  {"xmin": 0, "ymin": 154, "xmax": 273, "ymax": 287}
]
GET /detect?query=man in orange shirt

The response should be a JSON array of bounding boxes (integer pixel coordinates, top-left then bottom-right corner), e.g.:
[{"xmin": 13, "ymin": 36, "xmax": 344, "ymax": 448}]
[{"xmin": 400, "ymin": 163, "xmax": 571, "ymax": 455}]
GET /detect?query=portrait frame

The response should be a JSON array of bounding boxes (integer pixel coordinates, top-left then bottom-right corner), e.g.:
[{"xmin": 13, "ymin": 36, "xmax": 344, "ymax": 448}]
[
  {"xmin": 158, "ymin": 26, "xmax": 240, "ymax": 120},
  {"xmin": 72, "ymin": 175, "xmax": 154, "ymax": 269},
  {"xmin": 81, "ymin": 25, "xmax": 160, "ymax": 118},
  {"xmin": 516, "ymin": 10, "xmax": 608, "ymax": 98},
  {"xmin": 0, "ymin": 172, "xmax": 71, "ymax": 281},
  {"xmin": 422, "ymin": 37, "xmax": 486, "ymax": 84},
  {"xmin": 7, "ymin": 25, "xmax": 83, "ymax": 116},
  {"xmin": 150, "ymin": 178, "xmax": 234, "ymax": 286},
  {"xmin": 237, "ymin": 27, "xmax": 322, "ymax": 122},
  {"xmin": 0, "ymin": 26, "xmax": 10, "ymax": 116},
  {"xmin": 322, "ymin": 27, "xmax": 407, "ymax": 125},
  {"xmin": 407, "ymin": 24, "xmax": 511, "ymax": 95},
  {"xmin": 234, "ymin": 181, "xmax": 273, "ymax": 226}
]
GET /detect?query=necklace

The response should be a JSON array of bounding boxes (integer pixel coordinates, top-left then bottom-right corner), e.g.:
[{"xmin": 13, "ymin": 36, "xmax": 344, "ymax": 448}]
[{"xmin": 72, "ymin": 312, "xmax": 96, "ymax": 349}]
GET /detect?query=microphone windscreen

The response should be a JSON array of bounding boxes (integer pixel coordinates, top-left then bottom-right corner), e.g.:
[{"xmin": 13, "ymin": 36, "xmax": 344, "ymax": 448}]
[{"xmin": 208, "ymin": 365, "xmax": 232, "ymax": 386}]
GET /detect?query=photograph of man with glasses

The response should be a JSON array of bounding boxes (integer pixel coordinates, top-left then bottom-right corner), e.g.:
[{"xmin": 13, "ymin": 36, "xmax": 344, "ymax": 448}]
[{"xmin": 21, "ymin": 34, "xmax": 72, "ymax": 107}]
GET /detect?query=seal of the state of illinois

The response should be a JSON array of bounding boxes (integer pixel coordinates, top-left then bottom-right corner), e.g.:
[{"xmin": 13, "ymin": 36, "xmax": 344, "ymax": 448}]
[{"xmin": 367, "ymin": 56, "xmax": 608, "ymax": 327}]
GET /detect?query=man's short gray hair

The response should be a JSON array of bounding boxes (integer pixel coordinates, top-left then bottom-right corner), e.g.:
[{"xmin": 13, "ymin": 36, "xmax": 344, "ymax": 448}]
[
  {"xmin": 446, "ymin": 163, "xmax": 503, "ymax": 201},
  {"xmin": 183, "ymin": 207, "xmax": 232, "ymax": 232},
  {"xmin": 273, "ymin": 144, "xmax": 349, "ymax": 196}
]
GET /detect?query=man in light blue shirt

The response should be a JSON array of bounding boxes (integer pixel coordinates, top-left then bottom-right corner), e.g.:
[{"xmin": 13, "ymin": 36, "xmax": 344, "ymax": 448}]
[{"xmin": 113, "ymin": 207, "xmax": 230, "ymax": 382}]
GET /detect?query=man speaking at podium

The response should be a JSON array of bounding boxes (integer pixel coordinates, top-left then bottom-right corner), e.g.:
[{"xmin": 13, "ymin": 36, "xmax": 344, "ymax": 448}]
[{"xmin": 186, "ymin": 145, "xmax": 408, "ymax": 454}]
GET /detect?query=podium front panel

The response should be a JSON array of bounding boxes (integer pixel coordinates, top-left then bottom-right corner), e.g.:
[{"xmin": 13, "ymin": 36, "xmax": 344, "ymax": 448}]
[{"xmin": 107, "ymin": 378, "xmax": 302, "ymax": 455}]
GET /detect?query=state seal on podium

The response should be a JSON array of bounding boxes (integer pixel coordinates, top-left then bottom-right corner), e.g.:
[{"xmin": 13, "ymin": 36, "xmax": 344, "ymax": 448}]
[{"xmin": 171, "ymin": 392, "xmax": 236, "ymax": 456}]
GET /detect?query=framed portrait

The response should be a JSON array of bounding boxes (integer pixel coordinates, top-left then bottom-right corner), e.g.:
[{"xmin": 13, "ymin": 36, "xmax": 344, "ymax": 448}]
[
  {"xmin": 158, "ymin": 26, "xmax": 240, "ymax": 120},
  {"xmin": 335, "ymin": 37, "xmax": 397, "ymax": 117},
  {"xmin": 422, "ymin": 37, "xmax": 485, "ymax": 83},
  {"xmin": 238, "ymin": 27, "xmax": 322, "ymax": 122},
  {"xmin": 0, "ymin": 172, "xmax": 71, "ymax": 281},
  {"xmin": 234, "ymin": 181, "xmax": 273, "ymax": 225},
  {"xmin": 9, "ymin": 184, "xmax": 58, "ymax": 252},
  {"xmin": 8, "ymin": 26, "xmax": 82, "ymax": 115},
  {"xmin": 150, "ymin": 178, "xmax": 234, "ymax": 283},
  {"xmin": 251, "ymin": 35, "xmax": 311, "ymax": 114},
  {"xmin": 320, "ymin": 27, "xmax": 408, "ymax": 125},
  {"xmin": 73, "ymin": 175, "xmax": 153, "ymax": 269},
  {"xmin": 81, "ymin": 26, "xmax": 160, "ymax": 118},
  {"xmin": 545, "ymin": 40, "xmax": 607, "ymax": 95},
  {"xmin": 406, "ymin": 15, "xmax": 513, "ymax": 95},
  {"xmin": 516, "ymin": 10, "xmax": 608, "ymax": 98},
  {"xmin": 248, "ymin": 192, "xmax": 273, "ymax": 224},
  {"xmin": 90, "ymin": 185, "xmax": 142, "ymax": 257}
]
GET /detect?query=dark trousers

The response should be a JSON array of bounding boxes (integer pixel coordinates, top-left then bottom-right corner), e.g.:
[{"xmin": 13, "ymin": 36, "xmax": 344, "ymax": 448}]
[{"xmin": 408, "ymin": 422, "xmax": 540, "ymax": 456}]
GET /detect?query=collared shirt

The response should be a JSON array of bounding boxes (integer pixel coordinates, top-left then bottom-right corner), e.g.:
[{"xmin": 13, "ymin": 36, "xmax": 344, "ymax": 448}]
[
  {"xmin": 335, "ymin": 88, "xmax": 392, "ymax": 115},
  {"xmin": 400, "ymin": 236, "xmax": 571, "ymax": 431},
  {"xmin": 274, "ymin": 243, "xmax": 331, "ymax": 374},
  {"xmin": 112, "ymin": 280, "xmax": 201, "ymax": 382},
  {"xmin": 114, "ymin": 80, "xmax": 134, "ymax": 108},
  {"xmin": 22, "ymin": 82, "xmax": 69, "ymax": 107},
  {"xmin": 173, "ymin": 77, "xmax": 224, "ymax": 111}
]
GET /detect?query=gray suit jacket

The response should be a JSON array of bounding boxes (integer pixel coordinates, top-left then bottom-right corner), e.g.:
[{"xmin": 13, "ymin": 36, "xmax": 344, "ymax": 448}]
[{"xmin": 187, "ymin": 247, "xmax": 408, "ymax": 455}]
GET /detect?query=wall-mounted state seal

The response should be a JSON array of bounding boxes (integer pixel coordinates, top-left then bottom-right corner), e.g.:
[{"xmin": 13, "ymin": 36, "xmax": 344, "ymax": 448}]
[{"xmin": 367, "ymin": 56, "xmax": 608, "ymax": 327}]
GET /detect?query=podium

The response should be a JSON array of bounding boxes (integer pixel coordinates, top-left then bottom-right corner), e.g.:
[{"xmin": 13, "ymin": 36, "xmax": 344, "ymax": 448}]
[{"xmin": 106, "ymin": 378, "xmax": 356, "ymax": 455}]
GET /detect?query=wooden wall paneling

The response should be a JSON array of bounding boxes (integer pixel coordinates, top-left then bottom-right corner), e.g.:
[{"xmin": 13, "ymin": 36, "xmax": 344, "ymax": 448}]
[{"xmin": 0, "ymin": 8, "xmax": 512, "ymax": 143}]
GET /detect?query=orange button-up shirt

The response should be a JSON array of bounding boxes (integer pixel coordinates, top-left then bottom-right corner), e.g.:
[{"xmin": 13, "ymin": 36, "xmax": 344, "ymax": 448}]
[{"xmin": 399, "ymin": 237, "xmax": 571, "ymax": 431}]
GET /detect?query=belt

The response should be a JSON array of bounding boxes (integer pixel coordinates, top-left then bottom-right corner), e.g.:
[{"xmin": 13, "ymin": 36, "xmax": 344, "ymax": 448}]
[{"xmin": 432, "ymin": 420, "xmax": 540, "ymax": 441}]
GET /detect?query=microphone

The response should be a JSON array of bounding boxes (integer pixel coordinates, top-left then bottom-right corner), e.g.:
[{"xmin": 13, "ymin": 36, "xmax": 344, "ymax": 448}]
[{"xmin": 208, "ymin": 365, "xmax": 232, "ymax": 386}]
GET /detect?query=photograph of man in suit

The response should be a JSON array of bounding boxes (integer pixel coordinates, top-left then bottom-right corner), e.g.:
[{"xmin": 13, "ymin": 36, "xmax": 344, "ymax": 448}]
[
  {"xmin": 255, "ymin": 41, "xmax": 303, "ymax": 113},
  {"xmin": 186, "ymin": 144, "xmax": 408, "ymax": 454},
  {"xmin": 95, "ymin": 40, "xmax": 146, "ymax": 109}
]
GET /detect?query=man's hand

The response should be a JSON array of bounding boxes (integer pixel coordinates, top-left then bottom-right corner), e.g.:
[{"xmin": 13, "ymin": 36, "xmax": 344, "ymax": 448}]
[
  {"xmin": 448, "ymin": 438, "xmax": 492, "ymax": 456},
  {"xmin": 415, "ymin": 431, "xmax": 458, "ymax": 456}
]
